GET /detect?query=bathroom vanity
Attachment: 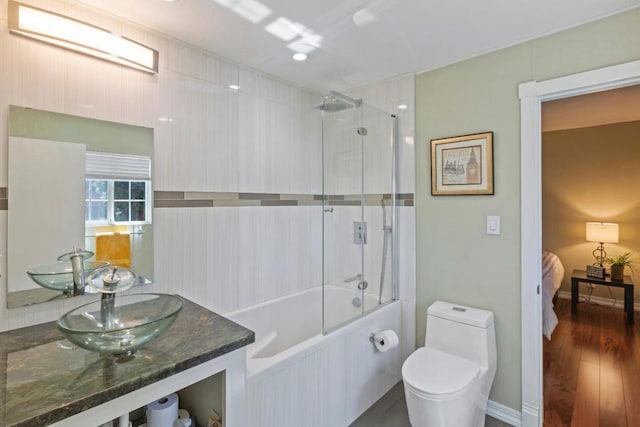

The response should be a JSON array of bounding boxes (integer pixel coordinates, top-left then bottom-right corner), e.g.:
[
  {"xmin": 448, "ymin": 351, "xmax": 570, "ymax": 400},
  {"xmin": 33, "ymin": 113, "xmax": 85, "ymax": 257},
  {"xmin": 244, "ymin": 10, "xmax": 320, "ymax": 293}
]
[{"xmin": 0, "ymin": 296, "xmax": 254, "ymax": 427}]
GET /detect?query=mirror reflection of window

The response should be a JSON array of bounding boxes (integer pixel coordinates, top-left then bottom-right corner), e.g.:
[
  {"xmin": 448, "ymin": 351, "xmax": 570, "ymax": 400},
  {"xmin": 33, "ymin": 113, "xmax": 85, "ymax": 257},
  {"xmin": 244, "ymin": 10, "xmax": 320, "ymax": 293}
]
[
  {"xmin": 86, "ymin": 180, "xmax": 108, "ymax": 222},
  {"xmin": 6, "ymin": 106, "xmax": 155, "ymax": 308},
  {"xmin": 85, "ymin": 179, "xmax": 150, "ymax": 224},
  {"xmin": 85, "ymin": 152, "xmax": 152, "ymax": 226}
]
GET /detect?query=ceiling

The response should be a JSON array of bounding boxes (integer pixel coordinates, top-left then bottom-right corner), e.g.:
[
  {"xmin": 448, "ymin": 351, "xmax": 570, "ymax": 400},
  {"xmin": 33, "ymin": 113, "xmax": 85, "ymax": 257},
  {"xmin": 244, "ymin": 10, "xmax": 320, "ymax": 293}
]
[{"xmin": 72, "ymin": 0, "xmax": 640, "ymax": 92}]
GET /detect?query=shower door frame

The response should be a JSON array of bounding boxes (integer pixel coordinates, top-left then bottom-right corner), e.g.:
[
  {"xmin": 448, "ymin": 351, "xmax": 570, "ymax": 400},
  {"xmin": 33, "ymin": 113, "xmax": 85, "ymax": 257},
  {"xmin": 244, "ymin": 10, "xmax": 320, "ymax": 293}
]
[{"xmin": 320, "ymin": 96, "xmax": 399, "ymax": 335}]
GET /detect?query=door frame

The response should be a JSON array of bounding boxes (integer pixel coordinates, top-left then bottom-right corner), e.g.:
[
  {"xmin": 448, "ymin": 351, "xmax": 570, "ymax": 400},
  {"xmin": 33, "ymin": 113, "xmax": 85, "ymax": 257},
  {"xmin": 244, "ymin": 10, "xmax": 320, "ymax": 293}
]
[{"xmin": 519, "ymin": 59, "xmax": 640, "ymax": 426}]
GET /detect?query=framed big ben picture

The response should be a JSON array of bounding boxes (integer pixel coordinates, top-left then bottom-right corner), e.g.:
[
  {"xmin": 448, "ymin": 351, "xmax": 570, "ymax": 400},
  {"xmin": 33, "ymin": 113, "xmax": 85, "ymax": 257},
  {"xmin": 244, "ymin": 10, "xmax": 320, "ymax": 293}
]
[{"xmin": 430, "ymin": 131, "xmax": 494, "ymax": 195}]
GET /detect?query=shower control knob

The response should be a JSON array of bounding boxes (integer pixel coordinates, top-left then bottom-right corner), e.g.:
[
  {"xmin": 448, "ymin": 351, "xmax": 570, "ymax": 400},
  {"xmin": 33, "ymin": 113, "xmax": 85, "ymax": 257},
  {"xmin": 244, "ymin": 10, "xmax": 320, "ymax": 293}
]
[{"xmin": 358, "ymin": 281, "xmax": 368, "ymax": 290}]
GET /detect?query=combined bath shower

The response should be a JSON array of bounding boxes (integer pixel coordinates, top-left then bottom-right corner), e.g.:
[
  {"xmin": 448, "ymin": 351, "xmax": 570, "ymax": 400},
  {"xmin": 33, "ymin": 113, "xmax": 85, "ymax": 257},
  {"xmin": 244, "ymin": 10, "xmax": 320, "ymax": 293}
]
[{"xmin": 315, "ymin": 90, "xmax": 391, "ymax": 305}]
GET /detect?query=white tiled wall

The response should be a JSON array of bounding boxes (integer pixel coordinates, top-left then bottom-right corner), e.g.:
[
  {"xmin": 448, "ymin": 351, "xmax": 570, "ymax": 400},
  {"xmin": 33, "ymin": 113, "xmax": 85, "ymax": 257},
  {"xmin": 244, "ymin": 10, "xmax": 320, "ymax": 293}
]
[
  {"xmin": 345, "ymin": 74, "xmax": 416, "ymax": 194},
  {"xmin": 151, "ymin": 206, "xmax": 322, "ymax": 314},
  {"xmin": 0, "ymin": 0, "xmax": 415, "ymax": 339}
]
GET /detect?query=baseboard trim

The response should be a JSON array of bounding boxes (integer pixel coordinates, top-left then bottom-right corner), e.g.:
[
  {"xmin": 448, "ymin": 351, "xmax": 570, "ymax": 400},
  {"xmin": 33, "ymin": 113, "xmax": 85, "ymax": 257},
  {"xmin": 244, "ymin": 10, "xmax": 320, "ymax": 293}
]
[
  {"xmin": 557, "ymin": 290, "xmax": 639, "ymax": 311},
  {"xmin": 487, "ymin": 400, "xmax": 521, "ymax": 426}
]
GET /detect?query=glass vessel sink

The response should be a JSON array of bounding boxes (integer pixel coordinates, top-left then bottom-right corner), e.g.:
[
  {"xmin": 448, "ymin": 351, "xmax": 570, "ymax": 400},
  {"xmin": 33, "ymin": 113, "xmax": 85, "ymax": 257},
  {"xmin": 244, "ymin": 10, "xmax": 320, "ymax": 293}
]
[
  {"xmin": 57, "ymin": 293, "xmax": 183, "ymax": 356},
  {"xmin": 27, "ymin": 260, "xmax": 110, "ymax": 292},
  {"xmin": 87, "ymin": 266, "xmax": 137, "ymax": 294}
]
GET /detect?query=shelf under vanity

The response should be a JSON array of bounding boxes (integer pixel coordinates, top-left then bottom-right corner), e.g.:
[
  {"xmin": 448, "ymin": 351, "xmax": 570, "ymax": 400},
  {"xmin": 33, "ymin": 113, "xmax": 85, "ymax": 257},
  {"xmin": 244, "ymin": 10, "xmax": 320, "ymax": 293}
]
[{"xmin": 0, "ymin": 296, "xmax": 254, "ymax": 427}]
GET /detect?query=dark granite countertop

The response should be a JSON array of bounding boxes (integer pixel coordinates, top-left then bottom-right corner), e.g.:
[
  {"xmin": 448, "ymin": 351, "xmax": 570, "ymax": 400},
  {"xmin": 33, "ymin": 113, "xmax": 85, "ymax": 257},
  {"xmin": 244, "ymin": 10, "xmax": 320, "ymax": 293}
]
[{"xmin": 0, "ymin": 295, "xmax": 254, "ymax": 427}]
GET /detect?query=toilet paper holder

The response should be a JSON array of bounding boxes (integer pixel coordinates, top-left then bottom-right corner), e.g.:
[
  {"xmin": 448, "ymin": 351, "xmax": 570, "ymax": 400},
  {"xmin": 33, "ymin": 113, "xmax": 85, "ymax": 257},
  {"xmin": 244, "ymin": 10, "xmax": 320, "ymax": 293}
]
[
  {"xmin": 369, "ymin": 330, "xmax": 399, "ymax": 353},
  {"xmin": 369, "ymin": 332, "xmax": 384, "ymax": 345}
]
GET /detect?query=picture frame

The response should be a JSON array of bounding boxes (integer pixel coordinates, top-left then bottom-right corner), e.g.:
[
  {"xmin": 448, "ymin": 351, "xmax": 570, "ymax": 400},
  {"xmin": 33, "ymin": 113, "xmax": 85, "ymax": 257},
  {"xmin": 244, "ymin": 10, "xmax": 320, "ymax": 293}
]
[
  {"xmin": 586, "ymin": 265, "xmax": 606, "ymax": 279},
  {"xmin": 431, "ymin": 131, "xmax": 494, "ymax": 195}
]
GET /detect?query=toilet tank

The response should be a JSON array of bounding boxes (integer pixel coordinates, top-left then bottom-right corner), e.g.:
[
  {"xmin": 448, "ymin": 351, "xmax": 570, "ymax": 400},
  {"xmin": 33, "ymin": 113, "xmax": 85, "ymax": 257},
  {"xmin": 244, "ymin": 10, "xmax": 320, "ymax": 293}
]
[{"xmin": 425, "ymin": 301, "xmax": 496, "ymax": 368}]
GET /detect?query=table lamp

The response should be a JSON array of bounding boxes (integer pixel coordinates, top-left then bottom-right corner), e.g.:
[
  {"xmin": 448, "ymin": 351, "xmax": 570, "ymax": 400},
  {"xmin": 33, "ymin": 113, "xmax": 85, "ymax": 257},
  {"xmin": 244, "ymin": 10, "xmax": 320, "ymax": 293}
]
[{"xmin": 586, "ymin": 222, "xmax": 619, "ymax": 267}]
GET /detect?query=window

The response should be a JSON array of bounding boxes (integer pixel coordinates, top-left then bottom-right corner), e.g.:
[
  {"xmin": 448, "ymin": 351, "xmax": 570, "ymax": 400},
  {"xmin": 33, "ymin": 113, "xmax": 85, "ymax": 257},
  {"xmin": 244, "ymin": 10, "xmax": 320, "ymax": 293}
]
[
  {"xmin": 86, "ymin": 179, "xmax": 108, "ymax": 222},
  {"xmin": 85, "ymin": 179, "xmax": 150, "ymax": 224},
  {"xmin": 85, "ymin": 152, "xmax": 152, "ymax": 225}
]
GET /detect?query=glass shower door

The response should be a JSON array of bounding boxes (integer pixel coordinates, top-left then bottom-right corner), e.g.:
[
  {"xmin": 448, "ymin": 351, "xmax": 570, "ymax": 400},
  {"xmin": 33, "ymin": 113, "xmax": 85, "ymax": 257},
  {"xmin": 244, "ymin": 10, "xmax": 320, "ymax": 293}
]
[
  {"xmin": 361, "ymin": 103, "xmax": 396, "ymax": 313},
  {"xmin": 320, "ymin": 91, "xmax": 396, "ymax": 334},
  {"xmin": 321, "ymin": 96, "xmax": 365, "ymax": 333}
]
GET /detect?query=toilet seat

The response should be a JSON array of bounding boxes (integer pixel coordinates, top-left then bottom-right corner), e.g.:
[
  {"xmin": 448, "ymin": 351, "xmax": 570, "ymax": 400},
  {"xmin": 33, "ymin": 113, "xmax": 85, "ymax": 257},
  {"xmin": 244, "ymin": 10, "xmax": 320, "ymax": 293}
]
[{"xmin": 402, "ymin": 347, "xmax": 480, "ymax": 399}]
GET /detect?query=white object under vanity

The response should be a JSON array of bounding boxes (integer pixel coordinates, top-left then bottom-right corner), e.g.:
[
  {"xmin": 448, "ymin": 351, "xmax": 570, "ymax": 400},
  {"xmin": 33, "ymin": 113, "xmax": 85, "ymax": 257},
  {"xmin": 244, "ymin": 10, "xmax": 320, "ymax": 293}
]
[{"xmin": 0, "ymin": 296, "xmax": 254, "ymax": 427}]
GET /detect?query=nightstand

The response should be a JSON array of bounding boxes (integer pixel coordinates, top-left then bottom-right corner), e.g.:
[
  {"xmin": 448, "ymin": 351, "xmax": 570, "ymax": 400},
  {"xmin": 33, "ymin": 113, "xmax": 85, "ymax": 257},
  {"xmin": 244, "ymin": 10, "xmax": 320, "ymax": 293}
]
[{"xmin": 571, "ymin": 269, "xmax": 634, "ymax": 324}]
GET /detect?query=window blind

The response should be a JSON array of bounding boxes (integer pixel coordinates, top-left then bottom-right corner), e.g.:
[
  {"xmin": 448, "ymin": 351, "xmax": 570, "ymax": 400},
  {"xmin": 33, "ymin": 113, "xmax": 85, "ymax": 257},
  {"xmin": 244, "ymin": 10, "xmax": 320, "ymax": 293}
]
[{"xmin": 86, "ymin": 152, "xmax": 151, "ymax": 180}]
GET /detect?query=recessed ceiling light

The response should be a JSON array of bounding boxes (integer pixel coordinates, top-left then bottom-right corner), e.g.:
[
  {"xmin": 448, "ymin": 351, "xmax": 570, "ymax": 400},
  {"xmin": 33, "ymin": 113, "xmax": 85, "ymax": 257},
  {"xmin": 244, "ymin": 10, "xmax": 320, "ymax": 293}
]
[
  {"xmin": 293, "ymin": 53, "xmax": 307, "ymax": 61},
  {"xmin": 397, "ymin": 104, "xmax": 408, "ymax": 110}
]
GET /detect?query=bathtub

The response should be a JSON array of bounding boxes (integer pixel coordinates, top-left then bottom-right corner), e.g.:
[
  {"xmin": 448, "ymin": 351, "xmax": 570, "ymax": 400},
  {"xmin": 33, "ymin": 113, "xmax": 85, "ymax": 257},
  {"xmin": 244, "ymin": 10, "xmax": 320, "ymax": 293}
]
[{"xmin": 228, "ymin": 285, "xmax": 402, "ymax": 427}]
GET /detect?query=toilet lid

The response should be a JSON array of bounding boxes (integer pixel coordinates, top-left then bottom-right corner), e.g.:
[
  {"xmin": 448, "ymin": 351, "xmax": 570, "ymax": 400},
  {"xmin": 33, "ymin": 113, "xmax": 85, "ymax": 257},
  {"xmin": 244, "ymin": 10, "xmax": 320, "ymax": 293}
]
[{"xmin": 402, "ymin": 347, "xmax": 480, "ymax": 397}]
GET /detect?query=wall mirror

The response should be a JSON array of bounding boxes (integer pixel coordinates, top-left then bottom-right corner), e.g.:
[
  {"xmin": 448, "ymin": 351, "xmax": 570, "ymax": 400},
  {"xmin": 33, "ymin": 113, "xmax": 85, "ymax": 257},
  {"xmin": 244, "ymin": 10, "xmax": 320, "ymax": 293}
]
[{"xmin": 6, "ymin": 106, "xmax": 154, "ymax": 308}]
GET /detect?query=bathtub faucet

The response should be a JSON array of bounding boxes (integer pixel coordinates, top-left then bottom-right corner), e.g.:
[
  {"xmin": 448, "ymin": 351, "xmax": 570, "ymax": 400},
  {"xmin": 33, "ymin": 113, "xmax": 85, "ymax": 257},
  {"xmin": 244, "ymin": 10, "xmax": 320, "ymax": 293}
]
[
  {"xmin": 344, "ymin": 273, "xmax": 368, "ymax": 290},
  {"xmin": 344, "ymin": 273, "xmax": 362, "ymax": 283}
]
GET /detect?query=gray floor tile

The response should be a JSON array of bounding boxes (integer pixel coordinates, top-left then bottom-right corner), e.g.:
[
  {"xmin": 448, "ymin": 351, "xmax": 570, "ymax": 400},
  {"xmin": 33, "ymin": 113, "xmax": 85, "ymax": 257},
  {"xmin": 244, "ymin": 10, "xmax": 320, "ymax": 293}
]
[{"xmin": 350, "ymin": 382, "xmax": 513, "ymax": 427}]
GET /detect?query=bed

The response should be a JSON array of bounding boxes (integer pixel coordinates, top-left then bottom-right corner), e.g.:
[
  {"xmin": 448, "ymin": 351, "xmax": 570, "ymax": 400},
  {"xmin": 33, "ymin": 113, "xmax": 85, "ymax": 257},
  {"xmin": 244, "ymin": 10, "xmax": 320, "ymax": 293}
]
[{"xmin": 542, "ymin": 250, "xmax": 565, "ymax": 339}]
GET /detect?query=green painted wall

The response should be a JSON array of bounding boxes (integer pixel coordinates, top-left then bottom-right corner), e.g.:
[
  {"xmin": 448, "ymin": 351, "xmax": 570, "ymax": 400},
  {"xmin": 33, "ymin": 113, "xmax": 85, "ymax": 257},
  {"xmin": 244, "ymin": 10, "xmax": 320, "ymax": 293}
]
[
  {"xmin": 415, "ymin": 9, "xmax": 640, "ymax": 410},
  {"xmin": 9, "ymin": 106, "xmax": 153, "ymax": 156}
]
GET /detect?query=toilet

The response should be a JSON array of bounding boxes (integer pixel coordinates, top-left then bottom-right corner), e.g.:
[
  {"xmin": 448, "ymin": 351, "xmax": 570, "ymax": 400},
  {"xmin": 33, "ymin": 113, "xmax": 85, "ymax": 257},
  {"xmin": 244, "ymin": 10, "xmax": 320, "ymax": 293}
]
[{"xmin": 402, "ymin": 301, "xmax": 497, "ymax": 427}]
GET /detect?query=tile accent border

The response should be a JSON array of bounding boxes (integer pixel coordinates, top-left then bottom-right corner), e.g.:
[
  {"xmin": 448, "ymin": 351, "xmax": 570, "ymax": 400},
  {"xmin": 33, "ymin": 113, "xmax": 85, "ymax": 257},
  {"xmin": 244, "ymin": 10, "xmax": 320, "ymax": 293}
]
[
  {"xmin": 0, "ymin": 189, "xmax": 413, "ymax": 211},
  {"xmin": 154, "ymin": 191, "xmax": 414, "ymax": 208}
]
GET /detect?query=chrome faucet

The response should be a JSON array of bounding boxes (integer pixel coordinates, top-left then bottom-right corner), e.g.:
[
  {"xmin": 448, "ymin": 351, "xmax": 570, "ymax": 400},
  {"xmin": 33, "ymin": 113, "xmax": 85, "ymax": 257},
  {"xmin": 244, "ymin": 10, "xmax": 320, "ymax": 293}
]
[
  {"xmin": 62, "ymin": 247, "xmax": 92, "ymax": 296},
  {"xmin": 69, "ymin": 251, "xmax": 87, "ymax": 296},
  {"xmin": 344, "ymin": 273, "xmax": 368, "ymax": 290},
  {"xmin": 98, "ymin": 267, "xmax": 123, "ymax": 330},
  {"xmin": 344, "ymin": 273, "xmax": 362, "ymax": 283}
]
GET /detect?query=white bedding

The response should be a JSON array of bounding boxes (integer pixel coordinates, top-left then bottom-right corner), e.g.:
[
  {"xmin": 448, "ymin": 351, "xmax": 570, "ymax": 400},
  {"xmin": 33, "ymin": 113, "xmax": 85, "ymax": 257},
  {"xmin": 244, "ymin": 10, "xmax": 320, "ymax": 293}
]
[
  {"xmin": 542, "ymin": 250, "xmax": 564, "ymax": 339},
  {"xmin": 542, "ymin": 251, "xmax": 564, "ymax": 340}
]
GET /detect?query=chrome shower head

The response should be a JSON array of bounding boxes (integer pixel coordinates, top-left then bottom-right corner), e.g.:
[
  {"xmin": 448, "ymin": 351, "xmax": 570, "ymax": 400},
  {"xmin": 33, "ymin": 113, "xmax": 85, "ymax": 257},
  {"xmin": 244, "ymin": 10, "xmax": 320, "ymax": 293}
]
[
  {"xmin": 312, "ymin": 100, "xmax": 351, "ymax": 112},
  {"xmin": 312, "ymin": 90, "xmax": 362, "ymax": 112}
]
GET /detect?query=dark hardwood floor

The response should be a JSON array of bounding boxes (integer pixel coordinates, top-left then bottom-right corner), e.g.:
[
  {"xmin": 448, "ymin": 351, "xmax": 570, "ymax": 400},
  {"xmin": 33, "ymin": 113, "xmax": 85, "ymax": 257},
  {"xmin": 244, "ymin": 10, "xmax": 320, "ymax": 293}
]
[{"xmin": 544, "ymin": 298, "xmax": 640, "ymax": 426}]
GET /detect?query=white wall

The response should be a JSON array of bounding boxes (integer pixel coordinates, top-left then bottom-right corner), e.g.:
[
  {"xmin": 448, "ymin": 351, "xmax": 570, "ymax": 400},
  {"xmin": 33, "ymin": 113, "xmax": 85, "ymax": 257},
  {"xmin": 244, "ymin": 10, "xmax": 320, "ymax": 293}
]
[{"xmin": 0, "ymin": 0, "xmax": 415, "ymax": 341}]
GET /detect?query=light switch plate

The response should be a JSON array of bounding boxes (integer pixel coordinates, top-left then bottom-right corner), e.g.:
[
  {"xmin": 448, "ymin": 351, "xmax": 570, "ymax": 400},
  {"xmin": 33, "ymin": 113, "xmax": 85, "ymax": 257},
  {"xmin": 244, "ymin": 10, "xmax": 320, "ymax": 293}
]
[{"xmin": 487, "ymin": 215, "xmax": 501, "ymax": 235}]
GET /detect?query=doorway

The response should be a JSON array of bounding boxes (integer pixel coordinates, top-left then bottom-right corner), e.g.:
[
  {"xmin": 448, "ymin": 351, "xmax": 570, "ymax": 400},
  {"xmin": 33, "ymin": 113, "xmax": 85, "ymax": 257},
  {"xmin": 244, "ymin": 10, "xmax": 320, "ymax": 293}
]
[{"xmin": 519, "ymin": 60, "xmax": 640, "ymax": 427}]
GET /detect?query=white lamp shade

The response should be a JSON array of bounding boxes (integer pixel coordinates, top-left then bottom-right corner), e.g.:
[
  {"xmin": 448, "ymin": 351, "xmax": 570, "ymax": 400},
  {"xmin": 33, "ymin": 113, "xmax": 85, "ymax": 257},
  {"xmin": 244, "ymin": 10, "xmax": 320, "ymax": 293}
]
[{"xmin": 586, "ymin": 222, "xmax": 619, "ymax": 243}]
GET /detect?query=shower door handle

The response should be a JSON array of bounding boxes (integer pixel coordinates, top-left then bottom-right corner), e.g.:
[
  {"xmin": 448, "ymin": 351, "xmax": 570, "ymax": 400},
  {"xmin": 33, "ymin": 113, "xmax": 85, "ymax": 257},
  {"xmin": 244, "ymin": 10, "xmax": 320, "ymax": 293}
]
[{"xmin": 358, "ymin": 281, "xmax": 368, "ymax": 290}]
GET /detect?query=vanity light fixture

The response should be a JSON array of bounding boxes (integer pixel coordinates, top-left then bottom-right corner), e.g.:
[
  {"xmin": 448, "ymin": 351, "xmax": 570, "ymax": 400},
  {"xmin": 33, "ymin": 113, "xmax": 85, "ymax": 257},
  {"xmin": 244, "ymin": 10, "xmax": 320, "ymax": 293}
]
[{"xmin": 8, "ymin": 0, "xmax": 159, "ymax": 74}]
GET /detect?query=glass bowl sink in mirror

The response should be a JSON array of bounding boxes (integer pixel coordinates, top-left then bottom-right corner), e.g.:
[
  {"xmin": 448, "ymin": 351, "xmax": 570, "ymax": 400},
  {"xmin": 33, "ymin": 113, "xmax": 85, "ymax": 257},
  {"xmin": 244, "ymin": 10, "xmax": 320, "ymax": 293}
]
[
  {"xmin": 57, "ymin": 293, "xmax": 183, "ymax": 356},
  {"xmin": 86, "ymin": 266, "xmax": 137, "ymax": 294},
  {"xmin": 27, "ymin": 260, "xmax": 110, "ymax": 292}
]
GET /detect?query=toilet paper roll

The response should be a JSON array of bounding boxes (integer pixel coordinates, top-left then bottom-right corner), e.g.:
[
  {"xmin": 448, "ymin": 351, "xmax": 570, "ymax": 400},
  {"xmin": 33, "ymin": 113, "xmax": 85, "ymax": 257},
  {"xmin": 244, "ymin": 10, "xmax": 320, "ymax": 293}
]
[
  {"xmin": 374, "ymin": 329, "xmax": 399, "ymax": 352},
  {"xmin": 146, "ymin": 393, "xmax": 179, "ymax": 427}
]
